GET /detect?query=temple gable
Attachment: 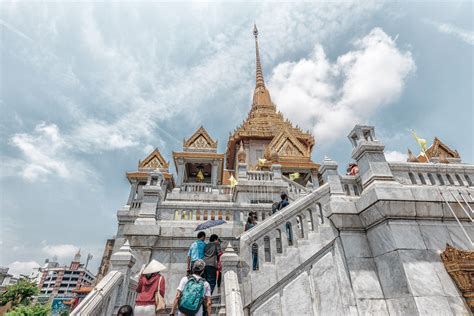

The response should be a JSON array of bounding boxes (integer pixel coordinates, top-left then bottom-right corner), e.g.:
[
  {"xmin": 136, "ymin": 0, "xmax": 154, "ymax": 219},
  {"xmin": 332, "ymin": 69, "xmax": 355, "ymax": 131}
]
[
  {"xmin": 138, "ymin": 148, "xmax": 169, "ymax": 169},
  {"xmin": 183, "ymin": 126, "xmax": 218, "ymax": 152}
]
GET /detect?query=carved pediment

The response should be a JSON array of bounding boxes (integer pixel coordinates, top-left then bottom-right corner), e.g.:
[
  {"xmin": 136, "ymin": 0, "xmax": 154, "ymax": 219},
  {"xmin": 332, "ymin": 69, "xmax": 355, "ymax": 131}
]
[
  {"xmin": 268, "ymin": 130, "xmax": 309, "ymax": 159},
  {"xmin": 139, "ymin": 148, "xmax": 169, "ymax": 169},
  {"xmin": 441, "ymin": 244, "xmax": 474, "ymax": 311},
  {"xmin": 428, "ymin": 137, "xmax": 460, "ymax": 158},
  {"xmin": 183, "ymin": 126, "xmax": 217, "ymax": 150}
]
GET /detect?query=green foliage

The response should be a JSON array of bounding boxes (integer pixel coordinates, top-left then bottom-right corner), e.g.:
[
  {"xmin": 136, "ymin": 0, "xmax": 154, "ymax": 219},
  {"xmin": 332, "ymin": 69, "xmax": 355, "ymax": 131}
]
[
  {"xmin": 0, "ymin": 279, "xmax": 39, "ymax": 307},
  {"xmin": 5, "ymin": 303, "xmax": 50, "ymax": 316}
]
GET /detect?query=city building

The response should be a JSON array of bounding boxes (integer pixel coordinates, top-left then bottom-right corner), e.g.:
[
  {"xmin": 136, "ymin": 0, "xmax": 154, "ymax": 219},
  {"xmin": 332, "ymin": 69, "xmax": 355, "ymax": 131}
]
[
  {"xmin": 37, "ymin": 250, "xmax": 95, "ymax": 300},
  {"xmin": 72, "ymin": 26, "xmax": 474, "ymax": 315},
  {"xmin": 0, "ymin": 267, "xmax": 19, "ymax": 289}
]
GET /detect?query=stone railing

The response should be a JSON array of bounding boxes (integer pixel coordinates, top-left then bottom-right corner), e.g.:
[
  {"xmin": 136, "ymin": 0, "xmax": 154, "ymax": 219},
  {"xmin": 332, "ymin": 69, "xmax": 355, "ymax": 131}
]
[
  {"xmin": 159, "ymin": 204, "xmax": 273, "ymax": 223},
  {"xmin": 282, "ymin": 175, "xmax": 308, "ymax": 200},
  {"xmin": 247, "ymin": 171, "xmax": 274, "ymax": 181},
  {"xmin": 71, "ymin": 241, "xmax": 137, "ymax": 316},
  {"xmin": 218, "ymin": 185, "xmax": 233, "ymax": 194},
  {"xmin": 180, "ymin": 182, "xmax": 213, "ymax": 193},
  {"xmin": 340, "ymin": 175, "xmax": 362, "ymax": 196},
  {"xmin": 239, "ymin": 184, "xmax": 330, "ymax": 266},
  {"xmin": 389, "ymin": 162, "xmax": 474, "ymax": 187},
  {"xmin": 71, "ymin": 271, "xmax": 124, "ymax": 315}
]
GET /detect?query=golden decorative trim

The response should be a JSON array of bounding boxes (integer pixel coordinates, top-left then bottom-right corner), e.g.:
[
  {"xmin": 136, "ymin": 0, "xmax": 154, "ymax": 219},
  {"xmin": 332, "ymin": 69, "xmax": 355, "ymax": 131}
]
[{"xmin": 441, "ymin": 244, "xmax": 474, "ymax": 311}]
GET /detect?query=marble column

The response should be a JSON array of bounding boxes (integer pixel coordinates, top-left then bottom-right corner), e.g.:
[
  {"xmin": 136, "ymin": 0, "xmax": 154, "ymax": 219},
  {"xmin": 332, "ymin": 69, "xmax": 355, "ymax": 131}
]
[
  {"xmin": 211, "ymin": 159, "xmax": 219, "ymax": 188},
  {"xmin": 176, "ymin": 158, "xmax": 186, "ymax": 187}
]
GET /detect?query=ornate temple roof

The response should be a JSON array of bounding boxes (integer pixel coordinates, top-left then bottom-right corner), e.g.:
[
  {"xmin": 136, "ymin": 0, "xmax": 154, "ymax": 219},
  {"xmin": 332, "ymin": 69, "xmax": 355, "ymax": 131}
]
[
  {"xmin": 225, "ymin": 25, "xmax": 315, "ymax": 169},
  {"xmin": 173, "ymin": 126, "xmax": 224, "ymax": 175},
  {"xmin": 183, "ymin": 126, "xmax": 218, "ymax": 152},
  {"xmin": 417, "ymin": 137, "xmax": 461, "ymax": 162},
  {"xmin": 126, "ymin": 148, "xmax": 173, "ymax": 183}
]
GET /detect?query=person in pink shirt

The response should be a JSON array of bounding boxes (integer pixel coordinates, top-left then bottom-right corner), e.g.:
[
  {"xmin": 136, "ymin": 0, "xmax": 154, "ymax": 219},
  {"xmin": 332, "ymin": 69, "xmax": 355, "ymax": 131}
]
[{"xmin": 135, "ymin": 259, "xmax": 167, "ymax": 316}]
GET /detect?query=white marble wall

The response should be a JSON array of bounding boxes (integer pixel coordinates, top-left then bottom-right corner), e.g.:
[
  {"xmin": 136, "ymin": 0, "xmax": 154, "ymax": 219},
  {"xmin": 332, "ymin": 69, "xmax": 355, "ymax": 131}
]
[{"xmin": 361, "ymin": 219, "xmax": 472, "ymax": 315}]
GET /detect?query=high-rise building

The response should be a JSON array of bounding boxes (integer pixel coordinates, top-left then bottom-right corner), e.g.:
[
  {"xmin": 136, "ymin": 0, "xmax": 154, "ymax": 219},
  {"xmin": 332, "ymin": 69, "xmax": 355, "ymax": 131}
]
[{"xmin": 37, "ymin": 250, "xmax": 95, "ymax": 300}]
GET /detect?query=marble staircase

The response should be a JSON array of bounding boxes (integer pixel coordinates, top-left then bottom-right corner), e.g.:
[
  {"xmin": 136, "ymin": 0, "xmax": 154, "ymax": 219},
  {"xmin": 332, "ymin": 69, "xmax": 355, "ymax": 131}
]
[{"xmin": 237, "ymin": 183, "xmax": 337, "ymax": 311}]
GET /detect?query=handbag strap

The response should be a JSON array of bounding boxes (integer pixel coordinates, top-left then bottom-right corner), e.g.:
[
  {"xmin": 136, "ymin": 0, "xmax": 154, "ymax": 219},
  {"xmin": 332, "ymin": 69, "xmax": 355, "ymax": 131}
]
[{"xmin": 156, "ymin": 274, "xmax": 163, "ymax": 294}]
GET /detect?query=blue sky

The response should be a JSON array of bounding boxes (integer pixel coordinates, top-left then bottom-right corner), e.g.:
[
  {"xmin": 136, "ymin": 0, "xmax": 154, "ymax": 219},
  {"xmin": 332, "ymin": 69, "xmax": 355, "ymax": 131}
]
[{"xmin": 1, "ymin": 1, "xmax": 472, "ymax": 276}]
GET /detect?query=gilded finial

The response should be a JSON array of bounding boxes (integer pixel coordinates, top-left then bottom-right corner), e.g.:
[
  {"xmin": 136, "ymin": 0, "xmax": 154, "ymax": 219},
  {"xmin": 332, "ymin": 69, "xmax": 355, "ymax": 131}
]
[{"xmin": 253, "ymin": 23, "xmax": 265, "ymax": 88}]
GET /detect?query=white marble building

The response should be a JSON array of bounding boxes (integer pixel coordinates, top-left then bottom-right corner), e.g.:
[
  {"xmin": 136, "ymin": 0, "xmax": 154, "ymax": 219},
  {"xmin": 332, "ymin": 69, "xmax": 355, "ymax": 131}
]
[{"xmin": 72, "ymin": 28, "xmax": 474, "ymax": 316}]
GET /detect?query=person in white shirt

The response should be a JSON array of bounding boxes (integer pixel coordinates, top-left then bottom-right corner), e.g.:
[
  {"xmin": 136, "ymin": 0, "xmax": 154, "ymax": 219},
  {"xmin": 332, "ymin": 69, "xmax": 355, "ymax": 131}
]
[{"xmin": 169, "ymin": 259, "xmax": 212, "ymax": 316}]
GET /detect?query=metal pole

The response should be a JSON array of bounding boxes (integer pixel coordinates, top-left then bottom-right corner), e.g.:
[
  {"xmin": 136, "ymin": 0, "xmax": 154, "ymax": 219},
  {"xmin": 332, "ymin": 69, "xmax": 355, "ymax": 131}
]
[
  {"xmin": 449, "ymin": 190, "xmax": 473, "ymax": 222},
  {"xmin": 440, "ymin": 190, "xmax": 474, "ymax": 246},
  {"xmin": 459, "ymin": 191, "xmax": 474, "ymax": 213}
]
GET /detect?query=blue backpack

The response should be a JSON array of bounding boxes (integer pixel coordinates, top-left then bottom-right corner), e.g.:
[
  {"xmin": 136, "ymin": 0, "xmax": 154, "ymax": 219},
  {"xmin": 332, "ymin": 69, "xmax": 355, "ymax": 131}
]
[{"xmin": 178, "ymin": 276, "xmax": 206, "ymax": 315}]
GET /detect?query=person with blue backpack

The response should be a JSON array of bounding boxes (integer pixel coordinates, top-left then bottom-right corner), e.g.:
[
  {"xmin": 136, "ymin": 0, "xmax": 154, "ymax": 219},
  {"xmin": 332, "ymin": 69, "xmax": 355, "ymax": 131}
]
[
  {"xmin": 186, "ymin": 232, "xmax": 207, "ymax": 275},
  {"xmin": 169, "ymin": 259, "xmax": 212, "ymax": 316}
]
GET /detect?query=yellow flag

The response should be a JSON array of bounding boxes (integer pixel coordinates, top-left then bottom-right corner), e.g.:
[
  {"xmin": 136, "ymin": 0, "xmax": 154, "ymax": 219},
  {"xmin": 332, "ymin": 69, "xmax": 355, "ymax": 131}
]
[
  {"xmin": 229, "ymin": 175, "xmax": 238, "ymax": 188},
  {"xmin": 412, "ymin": 131, "xmax": 427, "ymax": 152},
  {"xmin": 258, "ymin": 158, "xmax": 267, "ymax": 166},
  {"xmin": 289, "ymin": 172, "xmax": 300, "ymax": 181}
]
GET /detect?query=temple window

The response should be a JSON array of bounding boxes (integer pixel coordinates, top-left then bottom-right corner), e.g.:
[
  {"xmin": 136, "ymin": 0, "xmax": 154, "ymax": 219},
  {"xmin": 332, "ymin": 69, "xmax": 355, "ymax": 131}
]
[
  {"xmin": 297, "ymin": 216, "xmax": 304, "ymax": 238},
  {"xmin": 455, "ymin": 174, "xmax": 464, "ymax": 186},
  {"xmin": 344, "ymin": 184, "xmax": 351, "ymax": 195},
  {"xmin": 264, "ymin": 236, "xmax": 271, "ymax": 262},
  {"xmin": 276, "ymin": 229, "xmax": 283, "ymax": 253},
  {"xmin": 437, "ymin": 174, "xmax": 445, "ymax": 185},
  {"xmin": 317, "ymin": 203, "xmax": 324, "ymax": 224},
  {"xmin": 446, "ymin": 174, "xmax": 455, "ymax": 185},
  {"xmin": 210, "ymin": 211, "xmax": 215, "ymax": 220},
  {"xmin": 409, "ymin": 172, "xmax": 417, "ymax": 184},
  {"xmin": 428, "ymin": 173, "xmax": 436, "ymax": 185},
  {"xmin": 307, "ymin": 209, "xmax": 314, "ymax": 231},
  {"xmin": 353, "ymin": 185, "xmax": 360, "ymax": 196},
  {"xmin": 196, "ymin": 210, "xmax": 201, "ymax": 221},
  {"xmin": 465, "ymin": 175, "xmax": 473, "ymax": 186},
  {"xmin": 286, "ymin": 222, "xmax": 293, "ymax": 246},
  {"xmin": 174, "ymin": 210, "xmax": 180, "ymax": 220},
  {"xmin": 418, "ymin": 173, "xmax": 426, "ymax": 185},
  {"xmin": 203, "ymin": 211, "xmax": 208, "ymax": 220}
]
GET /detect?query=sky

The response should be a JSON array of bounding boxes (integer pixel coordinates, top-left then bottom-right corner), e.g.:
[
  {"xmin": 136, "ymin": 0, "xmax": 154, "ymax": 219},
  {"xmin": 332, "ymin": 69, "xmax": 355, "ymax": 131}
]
[{"xmin": 0, "ymin": 1, "xmax": 472, "ymax": 277}]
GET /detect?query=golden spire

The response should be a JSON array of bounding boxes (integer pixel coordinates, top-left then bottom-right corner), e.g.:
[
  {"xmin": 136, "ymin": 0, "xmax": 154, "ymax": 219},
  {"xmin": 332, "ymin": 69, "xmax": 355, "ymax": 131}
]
[
  {"xmin": 252, "ymin": 24, "xmax": 272, "ymax": 108},
  {"xmin": 253, "ymin": 24, "xmax": 265, "ymax": 88}
]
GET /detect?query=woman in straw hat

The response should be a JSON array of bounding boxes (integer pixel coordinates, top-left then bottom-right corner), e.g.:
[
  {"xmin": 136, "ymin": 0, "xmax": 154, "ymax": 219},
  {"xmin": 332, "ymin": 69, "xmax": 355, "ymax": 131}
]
[{"xmin": 135, "ymin": 259, "xmax": 167, "ymax": 316}]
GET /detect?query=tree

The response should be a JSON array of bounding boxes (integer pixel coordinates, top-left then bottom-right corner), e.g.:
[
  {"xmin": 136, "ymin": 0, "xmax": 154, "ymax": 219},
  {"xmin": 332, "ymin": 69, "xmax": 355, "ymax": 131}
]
[
  {"xmin": 0, "ymin": 279, "xmax": 39, "ymax": 307},
  {"xmin": 5, "ymin": 303, "xmax": 50, "ymax": 316}
]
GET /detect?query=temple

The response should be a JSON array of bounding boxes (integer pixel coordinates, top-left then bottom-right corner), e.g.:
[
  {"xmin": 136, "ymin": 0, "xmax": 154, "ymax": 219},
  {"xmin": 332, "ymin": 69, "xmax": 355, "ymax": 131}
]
[{"xmin": 72, "ymin": 26, "xmax": 474, "ymax": 316}]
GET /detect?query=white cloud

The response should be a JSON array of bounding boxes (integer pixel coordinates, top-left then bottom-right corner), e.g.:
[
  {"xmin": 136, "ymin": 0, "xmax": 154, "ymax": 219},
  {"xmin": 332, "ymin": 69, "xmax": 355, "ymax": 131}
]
[
  {"xmin": 7, "ymin": 261, "xmax": 40, "ymax": 277},
  {"xmin": 3, "ymin": 2, "xmax": 385, "ymax": 181},
  {"xmin": 385, "ymin": 150, "xmax": 406, "ymax": 162},
  {"xmin": 8, "ymin": 123, "xmax": 94, "ymax": 182},
  {"xmin": 269, "ymin": 28, "xmax": 416, "ymax": 145},
  {"xmin": 42, "ymin": 243, "xmax": 79, "ymax": 259},
  {"xmin": 423, "ymin": 19, "xmax": 474, "ymax": 45}
]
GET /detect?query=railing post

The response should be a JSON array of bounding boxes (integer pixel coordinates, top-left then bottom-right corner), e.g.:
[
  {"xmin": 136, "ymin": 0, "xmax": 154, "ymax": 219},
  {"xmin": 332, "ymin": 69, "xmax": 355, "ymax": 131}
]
[
  {"xmin": 271, "ymin": 164, "xmax": 282, "ymax": 180},
  {"xmin": 219, "ymin": 243, "xmax": 244, "ymax": 316},
  {"xmin": 238, "ymin": 163, "xmax": 247, "ymax": 180},
  {"xmin": 319, "ymin": 157, "xmax": 344, "ymax": 195},
  {"xmin": 110, "ymin": 240, "xmax": 136, "ymax": 314}
]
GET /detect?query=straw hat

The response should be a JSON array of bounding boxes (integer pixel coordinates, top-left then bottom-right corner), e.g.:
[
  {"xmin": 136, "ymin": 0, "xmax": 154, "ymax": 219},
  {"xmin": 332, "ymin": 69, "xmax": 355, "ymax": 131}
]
[{"xmin": 142, "ymin": 259, "xmax": 167, "ymax": 274}]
